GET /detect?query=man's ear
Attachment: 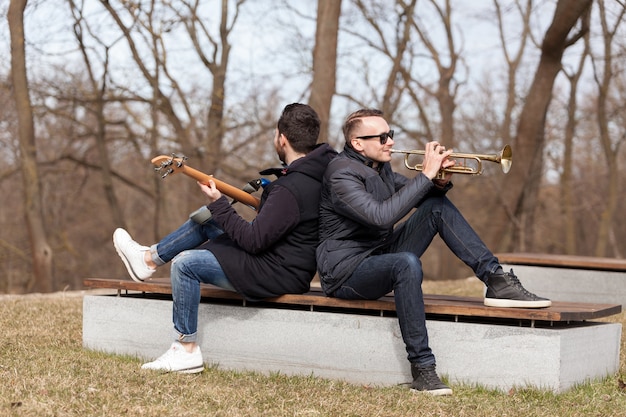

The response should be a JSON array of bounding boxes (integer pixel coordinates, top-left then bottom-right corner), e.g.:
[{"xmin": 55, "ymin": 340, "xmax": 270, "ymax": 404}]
[
  {"xmin": 351, "ymin": 138, "xmax": 363, "ymax": 151},
  {"xmin": 279, "ymin": 133, "xmax": 288, "ymax": 147}
]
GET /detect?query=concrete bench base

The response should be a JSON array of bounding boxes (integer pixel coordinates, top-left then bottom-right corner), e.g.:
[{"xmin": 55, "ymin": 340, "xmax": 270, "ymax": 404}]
[
  {"xmin": 501, "ymin": 264, "xmax": 626, "ymax": 306},
  {"xmin": 83, "ymin": 295, "xmax": 621, "ymax": 393},
  {"xmin": 498, "ymin": 253, "xmax": 626, "ymax": 307}
]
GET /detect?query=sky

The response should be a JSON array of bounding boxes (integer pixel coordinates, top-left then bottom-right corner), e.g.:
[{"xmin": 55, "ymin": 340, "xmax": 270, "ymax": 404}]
[
  {"xmin": 0, "ymin": 0, "xmax": 613, "ymax": 142},
  {"xmin": 0, "ymin": 1, "xmax": 557, "ymax": 87}
]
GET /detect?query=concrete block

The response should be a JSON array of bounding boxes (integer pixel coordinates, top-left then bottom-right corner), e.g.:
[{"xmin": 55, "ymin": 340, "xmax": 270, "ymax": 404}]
[
  {"xmin": 83, "ymin": 295, "xmax": 621, "ymax": 393},
  {"xmin": 501, "ymin": 264, "xmax": 626, "ymax": 306}
]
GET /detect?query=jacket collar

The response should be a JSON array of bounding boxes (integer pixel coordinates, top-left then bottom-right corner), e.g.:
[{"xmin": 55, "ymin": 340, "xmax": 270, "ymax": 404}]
[
  {"xmin": 343, "ymin": 144, "xmax": 384, "ymax": 173},
  {"xmin": 260, "ymin": 143, "xmax": 337, "ymax": 179}
]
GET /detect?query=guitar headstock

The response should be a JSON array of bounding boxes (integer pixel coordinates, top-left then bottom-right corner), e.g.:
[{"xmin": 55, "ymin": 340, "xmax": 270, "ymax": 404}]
[{"xmin": 151, "ymin": 154, "xmax": 188, "ymax": 178}]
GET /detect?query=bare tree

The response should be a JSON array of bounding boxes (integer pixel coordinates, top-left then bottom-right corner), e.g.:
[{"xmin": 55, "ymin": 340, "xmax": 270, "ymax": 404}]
[
  {"xmin": 560, "ymin": 26, "xmax": 590, "ymax": 255},
  {"xmin": 591, "ymin": 0, "xmax": 625, "ymax": 257},
  {"xmin": 498, "ymin": 0, "xmax": 592, "ymax": 251},
  {"xmin": 309, "ymin": 0, "xmax": 342, "ymax": 143},
  {"xmin": 344, "ymin": 0, "xmax": 423, "ymax": 125},
  {"xmin": 466, "ymin": 0, "xmax": 535, "ymax": 252},
  {"xmin": 345, "ymin": 0, "xmax": 464, "ymax": 145},
  {"xmin": 94, "ymin": 0, "xmax": 250, "ymax": 236},
  {"xmin": 4, "ymin": 0, "xmax": 626, "ymax": 294},
  {"xmin": 8, "ymin": 0, "xmax": 53, "ymax": 292},
  {"xmin": 98, "ymin": 1, "xmax": 191, "ymax": 154},
  {"xmin": 178, "ymin": 0, "xmax": 247, "ymax": 171},
  {"xmin": 408, "ymin": 0, "xmax": 461, "ymax": 147},
  {"xmin": 493, "ymin": 0, "xmax": 533, "ymax": 150},
  {"xmin": 68, "ymin": 0, "xmax": 126, "ymax": 228}
]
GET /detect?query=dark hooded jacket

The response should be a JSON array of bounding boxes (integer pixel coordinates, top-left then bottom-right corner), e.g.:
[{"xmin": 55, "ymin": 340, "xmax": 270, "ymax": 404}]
[
  {"xmin": 316, "ymin": 145, "xmax": 450, "ymax": 295},
  {"xmin": 202, "ymin": 143, "xmax": 337, "ymax": 301}
]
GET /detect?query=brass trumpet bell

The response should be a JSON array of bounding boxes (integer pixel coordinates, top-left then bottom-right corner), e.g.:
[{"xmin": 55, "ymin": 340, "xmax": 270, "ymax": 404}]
[{"xmin": 390, "ymin": 145, "xmax": 512, "ymax": 179}]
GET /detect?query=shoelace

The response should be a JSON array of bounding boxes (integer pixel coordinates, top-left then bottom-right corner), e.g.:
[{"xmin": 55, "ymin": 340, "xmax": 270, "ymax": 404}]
[
  {"xmin": 127, "ymin": 238, "xmax": 148, "ymax": 251},
  {"xmin": 503, "ymin": 271, "xmax": 536, "ymax": 297},
  {"xmin": 418, "ymin": 365, "xmax": 442, "ymax": 385}
]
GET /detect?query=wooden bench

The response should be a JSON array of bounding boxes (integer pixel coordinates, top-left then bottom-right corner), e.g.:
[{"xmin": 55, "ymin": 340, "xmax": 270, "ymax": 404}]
[
  {"xmin": 83, "ymin": 277, "xmax": 620, "ymax": 325},
  {"xmin": 497, "ymin": 252, "xmax": 626, "ymax": 306},
  {"xmin": 82, "ymin": 277, "xmax": 622, "ymax": 393}
]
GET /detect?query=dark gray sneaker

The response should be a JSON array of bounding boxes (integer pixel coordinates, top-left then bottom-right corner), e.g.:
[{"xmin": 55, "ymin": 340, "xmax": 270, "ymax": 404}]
[
  {"xmin": 484, "ymin": 269, "xmax": 551, "ymax": 308},
  {"xmin": 410, "ymin": 364, "xmax": 453, "ymax": 396}
]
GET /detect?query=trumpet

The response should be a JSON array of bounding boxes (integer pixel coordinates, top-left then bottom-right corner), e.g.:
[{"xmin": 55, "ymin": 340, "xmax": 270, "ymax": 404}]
[{"xmin": 390, "ymin": 145, "xmax": 512, "ymax": 179}]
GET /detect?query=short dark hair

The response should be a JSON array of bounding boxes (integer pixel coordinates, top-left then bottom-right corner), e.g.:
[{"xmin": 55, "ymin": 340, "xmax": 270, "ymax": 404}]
[
  {"xmin": 277, "ymin": 103, "xmax": 321, "ymax": 154},
  {"xmin": 342, "ymin": 108, "xmax": 384, "ymax": 146}
]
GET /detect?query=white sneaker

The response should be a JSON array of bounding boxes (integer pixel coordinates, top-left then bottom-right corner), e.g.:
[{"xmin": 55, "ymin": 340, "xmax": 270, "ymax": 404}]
[
  {"xmin": 141, "ymin": 341, "xmax": 204, "ymax": 373},
  {"xmin": 112, "ymin": 228, "xmax": 155, "ymax": 282}
]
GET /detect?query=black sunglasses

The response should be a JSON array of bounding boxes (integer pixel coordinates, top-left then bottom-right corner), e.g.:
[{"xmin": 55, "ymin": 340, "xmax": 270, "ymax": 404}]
[{"xmin": 355, "ymin": 130, "xmax": 394, "ymax": 145}]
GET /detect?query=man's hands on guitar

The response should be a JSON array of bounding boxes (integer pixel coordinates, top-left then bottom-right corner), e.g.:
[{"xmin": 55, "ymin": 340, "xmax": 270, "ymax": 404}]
[
  {"xmin": 198, "ymin": 180, "xmax": 222, "ymax": 204},
  {"xmin": 151, "ymin": 154, "xmax": 261, "ymax": 209}
]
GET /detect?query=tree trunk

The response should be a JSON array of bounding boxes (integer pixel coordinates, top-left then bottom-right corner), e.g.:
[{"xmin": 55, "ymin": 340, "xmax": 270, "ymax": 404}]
[
  {"xmin": 9, "ymin": 0, "xmax": 54, "ymax": 293},
  {"xmin": 491, "ymin": 0, "xmax": 592, "ymax": 251},
  {"xmin": 593, "ymin": 0, "xmax": 625, "ymax": 257},
  {"xmin": 309, "ymin": 0, "xmax": 342, "ymax": 144},
  {"xmin": 561, "ymin": 33, "xmax": 589, "ymax": 255},
  {"xmin": 73, "ymin": 13, "xmax": 126, "ymax": 228},
  {"xmin": 206, "ymin": 65, "xmax": 228, "ymax": 172}
]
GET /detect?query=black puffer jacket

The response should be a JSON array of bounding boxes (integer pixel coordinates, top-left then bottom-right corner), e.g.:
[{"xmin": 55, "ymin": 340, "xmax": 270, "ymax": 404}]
[
  {"xmin": 316, "ymin": 145, "xmax": 449, "ymax": 295},
  {"xmin": 203, "ymin": 143, "xmax": 337, "ymax": 301}
]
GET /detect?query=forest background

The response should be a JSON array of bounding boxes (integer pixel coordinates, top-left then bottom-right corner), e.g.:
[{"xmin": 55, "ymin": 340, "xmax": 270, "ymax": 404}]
[{"xmin": 1, "ymin": 0, "xmax": 624, "ymax": 294}]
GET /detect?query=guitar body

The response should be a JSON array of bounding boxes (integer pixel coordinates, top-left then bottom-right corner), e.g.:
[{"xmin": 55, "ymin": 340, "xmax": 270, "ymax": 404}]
[{"xmin": 151, "ymin": 155, "xmax": 261, "ymax": 210}]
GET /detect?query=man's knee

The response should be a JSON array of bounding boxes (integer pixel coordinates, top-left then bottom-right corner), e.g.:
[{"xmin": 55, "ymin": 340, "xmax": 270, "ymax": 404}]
[
  {"xmin": 394, "ymin": 252, "xmax": 423, "ymax": 284},
  {"xmin": 171, "ymin": 251, "xmax": 194, "ymax": 280}
]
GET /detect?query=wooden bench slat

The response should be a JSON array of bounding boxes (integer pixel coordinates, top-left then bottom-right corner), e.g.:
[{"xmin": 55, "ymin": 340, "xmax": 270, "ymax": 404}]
[
  {"xmin": 83, "ymin": 278, "xmax": 396, "ymax": 311},
  {"xmin": 83, "ymin": 278, "xmax": 621, "ymax": 323},
  {"xmin": 497, "ymin": 252, "xmax": 626, "ymax": 272}
]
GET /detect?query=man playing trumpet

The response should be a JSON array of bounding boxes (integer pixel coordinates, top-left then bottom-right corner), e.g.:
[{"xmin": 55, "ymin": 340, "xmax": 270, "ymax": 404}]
[{"xmin": 316, "ymin": 108, "xmax": 550, "ymax": 396}]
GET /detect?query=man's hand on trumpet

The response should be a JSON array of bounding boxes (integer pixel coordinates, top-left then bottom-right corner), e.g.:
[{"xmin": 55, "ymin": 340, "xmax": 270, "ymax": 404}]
[{"xmin": 421, "ymin": 141, "xmax": 455, "ymax": 186}]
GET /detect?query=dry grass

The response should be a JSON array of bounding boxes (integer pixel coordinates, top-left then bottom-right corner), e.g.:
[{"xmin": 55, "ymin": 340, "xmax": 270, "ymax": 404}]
[{"xmin": 1, "ymin": 284, "xmax": 625, "ymax": 417}]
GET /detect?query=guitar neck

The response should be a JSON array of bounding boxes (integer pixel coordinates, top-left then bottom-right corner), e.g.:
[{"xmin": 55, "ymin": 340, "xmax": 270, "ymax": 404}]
[{"xmin": 179, "ymin": 165, "xmax": 261, "ymax": 210}]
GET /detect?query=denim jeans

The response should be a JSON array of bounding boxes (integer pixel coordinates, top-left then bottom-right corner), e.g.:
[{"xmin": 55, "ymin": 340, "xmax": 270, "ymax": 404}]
[
  {"xmin": 333, "ymin": 195, "xmax": 500, "ymax": 366},
  {"xmin": 149, "ymin": 214, "xmax": 236, "ymax": 343}
]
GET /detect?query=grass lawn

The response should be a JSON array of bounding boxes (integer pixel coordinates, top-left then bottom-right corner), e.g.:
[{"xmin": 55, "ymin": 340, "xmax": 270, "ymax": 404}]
[{"xmin": 1, "ymin": 281, "xmax": 625, "ymax": 417}]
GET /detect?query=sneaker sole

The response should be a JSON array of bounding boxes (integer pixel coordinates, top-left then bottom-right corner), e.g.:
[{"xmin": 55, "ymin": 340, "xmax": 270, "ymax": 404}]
[
  {"xmin": 113, "ymin": 229, "xmax": 148, "ymax": 283},
  {"xmin": 113, "ymin": 241, "xmax": 145, "ymax": 283},
  {"xmin": 141, "ymin": 365, "xmax": 205, "ymax": 374},
  {"xmin": 484, "ymin": 298, "xmax": 552, "ymax": 308},
  {"xmin": 410, "ymin": 387, "xmax": 453, "ymax": 396},
  {"xmin": 177, "ymin": 366, "xmax": 204, "ymax": 374}
]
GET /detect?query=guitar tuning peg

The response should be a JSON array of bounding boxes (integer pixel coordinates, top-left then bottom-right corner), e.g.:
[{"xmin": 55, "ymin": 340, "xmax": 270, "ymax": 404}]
[
  {"xmin": 161, "ymin": 168, "xmax": 174, "ymax": 178},
  {"xmin": 170, "ymin": 153, "xmax": 188, "ymax": 168},
  {"xmin": 156, "ymin": 159, "xmax": 173, "ymax": 168}
]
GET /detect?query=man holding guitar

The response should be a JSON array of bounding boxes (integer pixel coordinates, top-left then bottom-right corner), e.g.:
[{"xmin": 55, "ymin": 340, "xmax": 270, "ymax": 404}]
[{"xmin": 113, "ymin": 103, "xmax": 337, "ymax": 373}]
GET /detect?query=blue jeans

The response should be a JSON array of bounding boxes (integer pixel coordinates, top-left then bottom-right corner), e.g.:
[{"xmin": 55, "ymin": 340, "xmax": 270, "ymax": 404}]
[
  {"xmin": 149, "ymin": 214, "xmax": 235, "ymax": 343},
  {"xmin": 333, "ymin": 195, "xmax": 500, "ymax": 366}
]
